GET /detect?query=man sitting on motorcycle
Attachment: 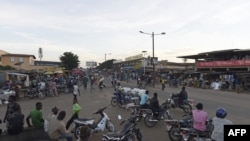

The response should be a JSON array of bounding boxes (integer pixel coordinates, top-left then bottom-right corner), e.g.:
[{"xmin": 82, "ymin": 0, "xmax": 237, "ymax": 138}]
[
  {"xmin": 139, "ymin": 90, "xmax": 149, "ymax": 109},
  {"xmin": 150, "ymin": 93, "xmax": 164, "ymax": 119},
  {"xmin": 172, "ymin": 86, "xmax": 188, "ymax": 107},
  {"xmin": 192, "ymin": 103, "xmax": 208, "ymax": 132}
]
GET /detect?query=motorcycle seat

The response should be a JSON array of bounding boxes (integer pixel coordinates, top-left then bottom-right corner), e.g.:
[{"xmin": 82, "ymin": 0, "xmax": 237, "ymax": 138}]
[
  {"xmin": 77, "ymin": 117, "xmax": 95, "ymax": 121},
  {"xmin": 103, "ymin": 132, "xmax": 125, "ymax": 138}
]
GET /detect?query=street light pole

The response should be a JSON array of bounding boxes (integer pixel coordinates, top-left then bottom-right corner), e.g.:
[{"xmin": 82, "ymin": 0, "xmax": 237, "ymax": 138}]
[
  {"xmin": 105, "ymin": 53, "xmax": 111, "ymax": 62},
  {"xmin": 139, "ymin": 31, "xmax": 165, "ymax": 87},
  {"xmin": 142, "ymin": 51, "xmax": 147, "ymax": 75}
]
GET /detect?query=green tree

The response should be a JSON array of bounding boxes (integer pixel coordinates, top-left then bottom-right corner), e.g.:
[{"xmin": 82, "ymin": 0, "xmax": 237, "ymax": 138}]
[
  {"xmin": 59, "ymin": 52, "xmax": 80, "ymax": 70},
  {"xmin": 0, "ymin": 65, "xmax": 16, "ymax": 70}
]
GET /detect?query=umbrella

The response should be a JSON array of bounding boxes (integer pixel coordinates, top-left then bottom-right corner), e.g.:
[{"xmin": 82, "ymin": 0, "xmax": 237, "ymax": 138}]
[
  {"xmin": 44, "ymin": 71, "xmax": 53, "ymax": 75},
  {"xmin": 54, "ymin": 70, "xmax": 63, "ymax": 74}
]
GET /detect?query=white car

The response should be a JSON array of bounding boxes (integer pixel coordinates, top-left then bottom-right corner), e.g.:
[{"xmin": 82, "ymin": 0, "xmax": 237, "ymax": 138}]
[{"xmin": 0, "ymin": 89, "xmax": 16, "ymax": 105}]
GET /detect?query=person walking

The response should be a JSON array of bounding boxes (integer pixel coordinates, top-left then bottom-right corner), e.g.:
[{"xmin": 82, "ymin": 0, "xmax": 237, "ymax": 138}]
[
  {"xmin": 73, "ymin": 82, "xmax": 80, "ymax": 101},
  {"xmin": 90, "ymin": 76, "xmax": 95, "ymax": 92},
  {"xmin": 82, "ymin": 75, "xmax": 89, "ymax": 90},
  {"xmin": 51, "ymin": 79, "xmax": 58, "ymax": 96},
  {"xmin": 161, "ymin": 77, "xmax": 166, "ymax": 91},
  {"xmin": 66, "ymin": 98, "xmax": 82, "ymax": 130}
]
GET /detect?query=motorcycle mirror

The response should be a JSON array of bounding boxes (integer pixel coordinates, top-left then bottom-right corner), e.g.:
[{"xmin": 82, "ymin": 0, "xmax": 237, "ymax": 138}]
[{"xmin": 118, "ymin": 115, "xmax": 122, "ymax": 120}]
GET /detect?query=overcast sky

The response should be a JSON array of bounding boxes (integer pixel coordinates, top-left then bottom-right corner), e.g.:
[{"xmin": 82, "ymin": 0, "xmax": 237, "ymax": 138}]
[{"xmin": 1, "ymin": 0, "xmax": 250, "ymax": 67}]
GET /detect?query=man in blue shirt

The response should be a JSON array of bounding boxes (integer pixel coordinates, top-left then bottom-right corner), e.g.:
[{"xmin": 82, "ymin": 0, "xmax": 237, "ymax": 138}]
[{"xmin": 140, "ymin": 90, "xmax": 149, "ymax": 108}]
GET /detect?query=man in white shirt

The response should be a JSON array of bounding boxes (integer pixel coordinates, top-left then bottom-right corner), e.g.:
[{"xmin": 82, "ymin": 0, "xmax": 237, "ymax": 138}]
[{"xmin": 44, "ymin": 106, "xmax": 59, "ymax": 133}]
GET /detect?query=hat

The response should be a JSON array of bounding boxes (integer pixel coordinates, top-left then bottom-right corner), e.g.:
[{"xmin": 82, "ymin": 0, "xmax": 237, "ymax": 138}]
[{"xmin": 51, "ymin": 106, "xmax": 59, "ymax": 114}]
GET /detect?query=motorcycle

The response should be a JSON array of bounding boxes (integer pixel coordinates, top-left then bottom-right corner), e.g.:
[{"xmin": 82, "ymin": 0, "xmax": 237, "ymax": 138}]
[
  {"xmin": 180, "ymin": 118, "xmax": 213, "ymax": 141},
  {"xmin": 102, "ymin": 114, "xmax": 144, "ymax": 141},
  {"xmin": 24, "ymin": 87, "xmax": 45, "ymax": 99},
  {"xmin": 128, "ymin": 104, "xmax": 152, "ymax": 122},
  {"xmin": 165, "ymin": 116, "xmax": 213, "ymax": 141},
  {"xmin": 165, "ymin": 115, "xmax": 193, "ymax": 141},
  {"xmin": 167, "ymin": 93, "xmax": 194, "ymax": 114},
  {"xmin": 143, "ymin": 101, "xmax": 173, "ymax": 127},
  {"xmin": 111, "ymin": 91, "xmax": 140, "ymax": 109},
  {"xmin": 73, "ymin": 107, "xmax": 115, "ymax": 139}
]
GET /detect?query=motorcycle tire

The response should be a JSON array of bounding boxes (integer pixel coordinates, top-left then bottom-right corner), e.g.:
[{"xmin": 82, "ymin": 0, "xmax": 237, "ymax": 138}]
[
  {"xmin": 106, "ymin": 120, "xmax": 115, "ymax": 132},
  {"xmin": 74, "ymin": 124, "xmax": 82, "ymax": 139},
  {"xmin": 118, "ymin": 100, "xmax": 124, "ymax": 108},
  {"xmin": 126, "ymin": 133, "xmax": 135, "ymax": 141},
  {"xmin": 38, "ymin": 92, "xmax": 45, "ymax": 99},
  {"xmin": 135, "ymin": 128, "xmax": 144, "ymax": 141},
  {"xmin": 111, "ymin": 98, "xmax": 118, "ymax": 107},
  {"xmin": 168, "ymin": 127, "xmax": 182, "ymax": 141},
  {"xmin": 182, "ymin": 104, "xmax": 192, "ymax": 114},
  {"xmin": 28, "ymin": 94, "xmax": 34, "ymax": 99},
  {"xmin": 144, "ymin": 114, "xmax": 157, "ymax": 127},
  {"xmin": 101, "ymin": 137, "xmax": 109, "ymax": 141},
  {"xmin": 135, "ymin": 115, "xmax": 143, "ymax": 122}
]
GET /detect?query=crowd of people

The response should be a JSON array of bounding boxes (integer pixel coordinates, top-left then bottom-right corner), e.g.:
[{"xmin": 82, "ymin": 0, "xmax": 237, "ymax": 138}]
[
  {"xmin": 135, "ymin": 85, "xmax": 233, "ymax": 141},
  {"xmin": 0, "ymin": 72, "xmax": 234, "ymax": 141}
]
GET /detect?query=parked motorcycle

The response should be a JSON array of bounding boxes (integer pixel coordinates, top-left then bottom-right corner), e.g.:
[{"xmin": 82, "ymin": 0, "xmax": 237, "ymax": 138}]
[
  {"xmin": 73, "ymin": 107, "xmax": 115, "ymax": 139},
  {"xmin": 25, "ymin": 87, "xmax": 45, "ymax": 99},
  {"xmin": 102, "ymin": 114, "xmax": 144, "ymax": 141},
  {"xmin": 167, "ymin": 93, "xmax": 194, "ymax": 114}
]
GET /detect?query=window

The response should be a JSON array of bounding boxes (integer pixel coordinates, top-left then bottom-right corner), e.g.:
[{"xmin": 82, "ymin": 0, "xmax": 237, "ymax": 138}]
[
  {"xmin": 19, "ymin": 57, "xmax": 24, "ymax": 62},
  {"xmin": 10, "ymin": 57, "xmax": 15, "ymax": 62}
]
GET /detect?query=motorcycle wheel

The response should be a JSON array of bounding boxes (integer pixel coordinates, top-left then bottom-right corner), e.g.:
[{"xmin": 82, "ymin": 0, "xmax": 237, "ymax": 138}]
[
  {"xmin": 106, "ymin": 120, "xmax": 115, "ymax": 132},
  {"xmin": 168, "ymin": 127, "xmax": 182, "ymax": 141},
  {"xmin": 38, "ymin": 92, "xmax": 45, "ymax": 99},
  {"xmin": 111, "ymin": 98, "xmax": 118, "ymax": 107},
  {"xmin": 118, "ymin": 100, "xmax": 124, "ymax": 108},
  {"xmin": 135, "ymin": 129, "xmax": 144, "ymax": 141},
  {"xmin": 182, "ymin": 104, "xmax": 192, "ymax": 114},
  {"xmin": 74, "ymin": 124, "xmax": 82, "ymax": 139},
  {"xmin": 135, "ymin": 115, "xmax": 143, "ymax": 122},
  {"xmin": 101, "ymin": 137, "xmax": 109, "ymax": 141},
  {"xmin": 28, "ymin": 93, "xmax": 34, "ymax": 99},
  {"xmin": 144, "ymin": 114, "xmax": 157, "ymax": 127},
  {"xmin": 126, "ymin": 133, "xmax": 135, "ymax": 141}
]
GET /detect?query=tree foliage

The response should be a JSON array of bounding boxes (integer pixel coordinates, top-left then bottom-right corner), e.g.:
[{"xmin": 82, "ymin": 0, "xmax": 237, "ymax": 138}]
[
  {"xmin": 0, "ymin": 65, "xmax": 16, "ymax": 70},
  {"xmin": 59, "ymin": 52, "xmax": 80, "ymax": 70}
]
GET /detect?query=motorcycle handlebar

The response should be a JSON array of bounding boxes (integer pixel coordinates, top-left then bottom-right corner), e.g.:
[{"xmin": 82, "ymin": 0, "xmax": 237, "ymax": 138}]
[{"xmin": 92, "ymin": 107, "xmax": 107, "ymax": 115}]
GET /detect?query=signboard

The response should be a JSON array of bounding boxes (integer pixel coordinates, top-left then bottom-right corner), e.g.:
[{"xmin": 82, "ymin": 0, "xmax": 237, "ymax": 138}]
[
  {"xmin": 196, "ymin": 60, "xmax": 250, "ymax": 68},
  {"xmin": 151, "ymin": 57, "xmax": 158, "ymax": 65},
  {"xmin": 86, "ymin": 61, "xmax": 97, "ymax": 67}
]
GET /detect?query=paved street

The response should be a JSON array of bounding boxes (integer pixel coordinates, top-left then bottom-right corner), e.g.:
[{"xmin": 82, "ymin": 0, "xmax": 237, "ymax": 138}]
[{"xmin": 1, "ymin": 77, "xmax": 250, "ymax": 141}]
